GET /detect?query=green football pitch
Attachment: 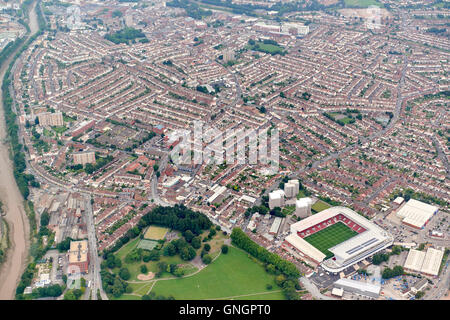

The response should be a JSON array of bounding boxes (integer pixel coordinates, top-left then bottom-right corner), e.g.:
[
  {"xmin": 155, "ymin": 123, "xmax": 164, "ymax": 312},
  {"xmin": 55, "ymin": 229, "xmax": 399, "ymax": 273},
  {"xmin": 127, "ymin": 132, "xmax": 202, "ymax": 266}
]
[{"xmin": 303, "ymin": 222, "xmax": 358, "ymax": 259}]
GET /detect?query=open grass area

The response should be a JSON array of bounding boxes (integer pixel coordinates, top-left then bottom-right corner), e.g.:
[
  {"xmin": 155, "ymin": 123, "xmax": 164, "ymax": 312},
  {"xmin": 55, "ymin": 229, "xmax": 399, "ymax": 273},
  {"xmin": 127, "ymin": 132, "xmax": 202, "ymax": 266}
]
[
  {"xmin": 112, "ymin": 236, "xmax": 198, "ymax": 283},
  {"xmin": 282, "ymin": 205, "xmax": 296, "ymax": 216},
  {"xmin": 311, "ymin": 200, "xmax": 331, "ymax": 214},
  {"xmin": 115, "ymin": 294, "xmax": 142, "ymax": 300},
  {"xmin": 150, "ymin": 247, "xmax": 283, "ymax": 300},
  {"xmin": 296, "ymin": 190, "xmax": 308, "ymax": 199},
  {"xmin": 344, "ymin": 0, "xmax": 382, "ymax": 7},
  {"xmin": 231, "ymin": 290, "xmax": 284, "ymax": 300},
  {"xmin": 304, "ymin": 222, "xmax": 358, "ymax": 258},
  {"xmin": 247, "ymin": 41, "xmax": 286, "ymax": 55},
  {"xmin": 115, "ymin": 237, "xmax": 139, "ymax": 261},
  {"xmin": 144, "ymin": 226, "xmax": 169, "ymax": 240}
]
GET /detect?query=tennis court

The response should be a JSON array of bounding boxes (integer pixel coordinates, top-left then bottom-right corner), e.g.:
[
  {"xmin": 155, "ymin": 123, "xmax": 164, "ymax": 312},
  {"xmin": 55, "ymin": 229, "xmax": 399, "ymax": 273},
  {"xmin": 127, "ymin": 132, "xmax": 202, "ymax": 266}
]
[
  {"xmin": 137, "ymin": 239, "xmax": 158, "ymax": 251},
  {"xmin": 144, "ymin": 226, "xmax": 169, "ymax": 240}
]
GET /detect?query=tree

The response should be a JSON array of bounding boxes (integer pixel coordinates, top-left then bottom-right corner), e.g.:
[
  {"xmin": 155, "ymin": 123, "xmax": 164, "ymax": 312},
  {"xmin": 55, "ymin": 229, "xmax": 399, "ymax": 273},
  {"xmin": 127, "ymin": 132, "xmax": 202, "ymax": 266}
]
[
  {"xmin": 157, "ymin": 261, "xmax": 168, "ymax": 275},
  {"xmin": 415, "ymin": 291, "xmax": 425, "ymax": 299},
  {"xmin": 64, "ymin": 291, "xmax": 76, "ymax": 300},
  {"xmin": 202, "ymin": 254, "xmax": 212, "ymax": 264},
  {"xmin": 40, "ymin": 212, "xmax": 50, "ymax": 227},
  {"xmin": 191, "ymin": 237, "xmax": 201, "ymax": 249},
  {"xmin": 265, "ymin": 264, "xmax": 277, "ymax": 274},
  {"xmin": 221, "ymin": 245, "xmax": 228, "ymax": 254},
  {"xmin": 183, "ymin": 230, "xmax": 195, "ymax": 243},
  {"xmin": 231, "ymin": 228, "xmax": 299, "ymax": 278},
  {"xmin": 204, "ymin": 244, "xmax": 211, "ymax": 252},
  {"xmin": 180, "ymin": 246, "xmax": 196, "ymax": 261},
  {"xmin": 164, "ymin": 242, "xmax": 177, "ymax": 256},
  {"xmin": 140, "ymin": 265, "xmax": 148, "ymax": 274},
  {"xmin": 119, "ymin": 268, "xmax": 131, "ymax": 281}
]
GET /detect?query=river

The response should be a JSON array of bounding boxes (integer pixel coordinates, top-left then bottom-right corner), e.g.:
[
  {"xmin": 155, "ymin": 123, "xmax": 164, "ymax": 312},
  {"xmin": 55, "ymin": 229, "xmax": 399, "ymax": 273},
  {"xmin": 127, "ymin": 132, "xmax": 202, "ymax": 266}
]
[{"xmin": 0, "ymin": 1, "xmax": 39, "ymax": 300}]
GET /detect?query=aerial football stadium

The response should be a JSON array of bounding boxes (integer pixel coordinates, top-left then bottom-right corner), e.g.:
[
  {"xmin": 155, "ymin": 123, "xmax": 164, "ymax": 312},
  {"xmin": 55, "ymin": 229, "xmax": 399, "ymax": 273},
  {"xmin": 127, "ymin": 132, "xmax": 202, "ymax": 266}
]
[{"xmin": 283, "ymin": 206, "xmax": 394, "ymax": 273}]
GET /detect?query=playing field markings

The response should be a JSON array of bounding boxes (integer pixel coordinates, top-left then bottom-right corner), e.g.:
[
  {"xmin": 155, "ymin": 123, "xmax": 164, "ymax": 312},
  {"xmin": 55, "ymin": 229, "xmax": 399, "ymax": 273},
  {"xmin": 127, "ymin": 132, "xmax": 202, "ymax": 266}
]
[{"xmin": 304, "ymin": 222, "xmax": 358, "ymax": 258}]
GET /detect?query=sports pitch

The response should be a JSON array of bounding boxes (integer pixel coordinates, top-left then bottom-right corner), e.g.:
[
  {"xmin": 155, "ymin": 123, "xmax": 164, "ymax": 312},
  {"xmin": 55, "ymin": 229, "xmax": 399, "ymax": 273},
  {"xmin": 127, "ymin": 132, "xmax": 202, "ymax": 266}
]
[
  {"xmin": 137, "ymin": 239, "xmax": 158, "ymax": 251},
  {"xmin": 144, "ymin": 226, "xmax": 169, "ymax": 240},
  {"xmin": 304, "ymin": 222, "xmax": 358, "ymax": 258}
]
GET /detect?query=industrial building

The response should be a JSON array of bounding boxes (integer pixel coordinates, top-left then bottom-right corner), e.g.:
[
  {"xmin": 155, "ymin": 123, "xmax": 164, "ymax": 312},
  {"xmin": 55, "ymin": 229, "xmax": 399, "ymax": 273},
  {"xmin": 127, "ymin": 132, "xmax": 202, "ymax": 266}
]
[
  {"xmin": 67, "ymin": 240, "xmax": 89, "ymax": 274},
  {"xmin": 396, "ymin": 199, "xmax": 438, "ymax": 229},
  {"xmin": 404, "ymin": 247, "xmax": 445, "ymax": 277},
  {"xmin": 269, "ymin": 217, "xmax": 283, "ymax": 235},
  {"xmin": 334, "ymin": 278, "xmax": 381, "ymax": 299}
]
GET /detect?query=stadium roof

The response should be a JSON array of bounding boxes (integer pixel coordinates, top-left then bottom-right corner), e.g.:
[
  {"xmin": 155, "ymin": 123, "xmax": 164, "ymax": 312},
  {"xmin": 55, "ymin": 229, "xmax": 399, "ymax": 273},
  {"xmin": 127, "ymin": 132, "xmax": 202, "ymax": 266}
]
[
  {"xmin": 290, "ymin": 206, "xmax": 387, "ymax": 235},
  {"xmin": 329, "ymin": 232, "xmax": 385, "ymax": 261},
  {"xmin": 396, "ymin": 199, "xmax": 438, "ymax": 228},
  {"xmin": 404, "ymin": 249, "xmax": 426, "ymax": 273},
  {"xmin": 285, "ymin": 233, "xmax": 326, "ymax": 263}
]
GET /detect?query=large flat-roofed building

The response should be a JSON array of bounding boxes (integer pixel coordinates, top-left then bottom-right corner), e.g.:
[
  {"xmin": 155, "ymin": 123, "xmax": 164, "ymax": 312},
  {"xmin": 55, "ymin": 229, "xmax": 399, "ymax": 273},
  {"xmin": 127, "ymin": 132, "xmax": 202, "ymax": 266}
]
[
  {"xmin": 334, "ymin": 278, "xmax": 381, "ymax": 299},
  {"xmin": 37, "ymin": 112, "xmax": 64, "ymax": 127},
  {"xmin": 396, "ymin": 199, "xmax": 438, "ymax": 229},
  {"xmin": 403, "ymin": 247, "xmax": 444, "ymax": 277},
  {"xmin": 68, "ymin": 240, "xmax": 89, "ymax": 274},
  {"xmin": 281, "ymin": 23, "xmax": 309, "ymax": 35},
  {"xmin": 403, "ymin": 249, "xmax": 426, "ymax": 273},
  {"xmin": 73, "ymin": 151, "xmax": 96, "ymax": 165},
  {"xmin": 282, "ymin": 206, "xmax": 393, "ymax": 272},
  {"xmin": 269, "ymin": 217, "xmax": 283, "ymax": 235},
  {"xmin": 421, "ymin": 247, "xmax": 444, "ymax": 277}
]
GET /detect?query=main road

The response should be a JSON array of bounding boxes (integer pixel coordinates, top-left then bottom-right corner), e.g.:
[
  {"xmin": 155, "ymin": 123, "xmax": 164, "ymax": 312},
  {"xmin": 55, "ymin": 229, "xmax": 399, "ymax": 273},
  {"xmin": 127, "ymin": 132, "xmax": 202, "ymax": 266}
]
[{"xmin": 0, "ymin": 1, "xmax": 39, "ymax": 299}]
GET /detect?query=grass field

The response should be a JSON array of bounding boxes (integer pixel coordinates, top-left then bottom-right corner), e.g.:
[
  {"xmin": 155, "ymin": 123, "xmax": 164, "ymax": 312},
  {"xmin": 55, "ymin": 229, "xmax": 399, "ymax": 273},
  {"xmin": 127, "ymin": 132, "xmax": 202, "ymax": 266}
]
[
  {"xmin": 304, "ymin": 222, "xmax": 358, "ymax": 259},
  {"xmin": 282, "ymin": 205, "xmax": 296, "ymax": 216},
  {"xmin": 311, "ymin": 200, "xmax": 331, "ymax": 214},
  {"xmin": 344, "ymin": 0, "xmax": 382, "ymax": 7},
  {"xmin": 296, "ymin": 190, "xmax": 309, "ymax": 199},
  {"xmin": 144, "ymin": 226, "xmax": 169, "ymax": 240},
  {"xmin": 150, "ymin": 247, "xmax": 283, "ymax": 300},
  {"xmin": 115, "ymin": 237, "xmax": 140, "ymax": 260}
]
